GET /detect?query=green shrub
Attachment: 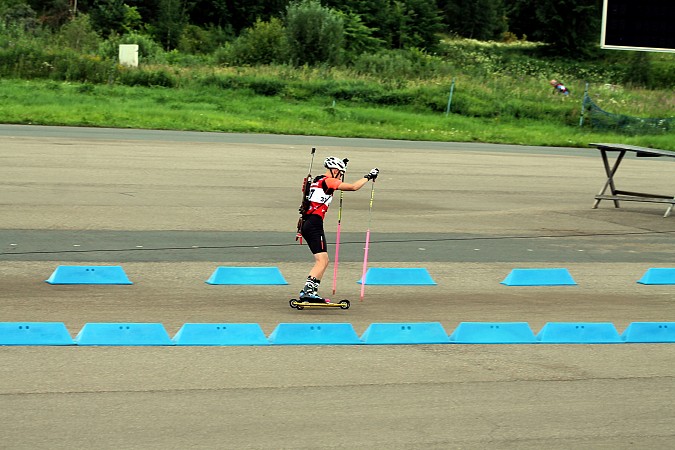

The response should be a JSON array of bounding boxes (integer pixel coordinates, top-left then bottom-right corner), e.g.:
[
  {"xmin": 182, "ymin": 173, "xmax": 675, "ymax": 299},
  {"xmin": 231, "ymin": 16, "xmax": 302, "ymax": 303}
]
[
  {"xmin": 0, "ymin": 44, "xmax": 113, "ymax": 83},
  {"xmin": 77, "ymin": 83, "xmax": 96, "ymax": 94},
  {"xmin": 285, "ymin": 0, "xmax": 344, "ymax": 66},
  {"xmin": 54, "ymin": 14, "xmax": 102, "ymax": 53},
  {"xmin": 352, "ymin": 48, "xmax": 452, "ymax": 81},
  {"xmin": 282, "ymin": 85, "xmax": 313, "ymax": 101},
  {"xmin": 212, "ymin": 45, "xmax": 233, "ymax": 66},
  {"xmin": 353, "ymin": 51, "xmax": 414, "ymax": 80},
  {"xmin": 178, "ymin": 24, "xmax": 231, "ymax": 55},
  {"xmin": 650, "ymin": 59, "xmax": 675, "ymax": 90},
  {"xmin": 195, "ymin": 73, "xmax": 285, "ymax": 95},
  {"xmin": 48, "ymin": 51, "xmax": 113, "ymax": 83},
  {"xmin": 224, "ymin": 18, "xmax": 287, "ymax": 66},
  {"xmin": 0, "ymin": 44, "xmax": 47, "ymax": 78},
  {"xmin": 451, "ymin": 93, "xmax": 497, "ymax": 118},
  {"xmin": 245, "ymin": 77, "xmax": 286, "ymax": 96},
  {"xmin": 163, "ymin": 49, "xmax": 212, "ymax": 67},
  {"xmin": 612, "ymin": 52, "xmax": 675, "ymax": 89},
  {"xmin": 409, "ymin": 85, "xmax": 447, "ymax": 112},
  {"xmin": 196, "ymin": 73, "xmax": 238, "ymax": 89},
  {"xmin": 118, "ymin": 67, "xmax": 176, "ymax": 87},
  {"xmin": 327, "ymin": 80, "xmax": 385, "ymax": 102}
]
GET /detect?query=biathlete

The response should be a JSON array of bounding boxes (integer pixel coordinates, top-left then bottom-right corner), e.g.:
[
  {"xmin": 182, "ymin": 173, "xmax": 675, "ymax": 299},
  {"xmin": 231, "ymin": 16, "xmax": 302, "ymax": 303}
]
[{"xmin": 298, "ymin": 156, "xmax": 379, "ymax": 302}]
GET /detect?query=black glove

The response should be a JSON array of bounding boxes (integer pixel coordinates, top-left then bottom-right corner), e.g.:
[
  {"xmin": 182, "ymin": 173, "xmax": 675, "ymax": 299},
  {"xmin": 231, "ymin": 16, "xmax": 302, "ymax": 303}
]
[{"xmin": 364, "ymin": 168, "xmax": 379, "ymax": 180}]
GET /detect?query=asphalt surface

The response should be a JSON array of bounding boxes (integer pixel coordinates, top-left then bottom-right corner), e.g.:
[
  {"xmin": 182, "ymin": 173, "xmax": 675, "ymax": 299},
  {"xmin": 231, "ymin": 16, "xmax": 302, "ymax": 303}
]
[{"xmin": 1, "ymin": 124, "xmax": 674, "ymax": 449}]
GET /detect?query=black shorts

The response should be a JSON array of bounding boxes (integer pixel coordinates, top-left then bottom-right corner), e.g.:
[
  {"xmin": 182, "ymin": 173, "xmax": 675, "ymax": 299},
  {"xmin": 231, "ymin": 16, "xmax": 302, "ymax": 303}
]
[{"xmin": 301, "ymin": 214, "xmax": 327, "ymax": 254}]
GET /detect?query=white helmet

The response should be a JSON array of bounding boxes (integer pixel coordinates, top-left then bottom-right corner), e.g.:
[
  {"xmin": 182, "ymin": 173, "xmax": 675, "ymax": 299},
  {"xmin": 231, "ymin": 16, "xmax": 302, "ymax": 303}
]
[{"xmin": 324, "ymin": 156, "xmax": 347, "ymax": 171}]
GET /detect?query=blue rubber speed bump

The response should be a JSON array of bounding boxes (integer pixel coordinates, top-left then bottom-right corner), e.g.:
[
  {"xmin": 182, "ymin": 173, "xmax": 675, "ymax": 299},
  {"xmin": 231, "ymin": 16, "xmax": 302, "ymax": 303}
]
[
  {"xmin": 46, "ymin": 265, "xmax": 133, "ymax": 285},
  {"xmin": 357, "ymin": 268, "xmax": 436, "ymax": 285},
  {"xmin": 449, "ymin": 322, "xmax": 537, "ymax": 344},
  {"xmin": 637, "ymin": 268, "xmax": 675, "ymax": 285},
  {"xmin": 361, "ymin": 322, "xmax": 450, "ymax": 344},
  {"xmin": 268, "ymin": 323, "xmax": 361, "ymax": 345},
  {"xmin": 206, "ymin": 266, "xmax": 288, "ymax": 285},
  {"xmin": 621, "ymin": 322, "xmax": 675, "ymax": 343},
  {"xmin": 173, "ymin": 323, "xmax": 269, "ymax": 346},
  {"xmin": 75, "ymin": 323, "xmax": 174, "ymax": 346},
  {"xmin": 501, "ymin": 268, "xmax": 576, "ymax": 286},
  {"xmin": 536, "ymin": 322, "xmax": 622, "ymax": 344},
  {"xmin": 0, "ymin": 322, "xmax": 74, "ymax": 346}
]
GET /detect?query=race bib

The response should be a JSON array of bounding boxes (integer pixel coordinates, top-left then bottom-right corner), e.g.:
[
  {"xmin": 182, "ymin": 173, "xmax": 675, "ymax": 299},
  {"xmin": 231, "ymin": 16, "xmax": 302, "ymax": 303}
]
[{"xmin": 308, "ymin": 188, "xmax": 333, "ymax": 205}]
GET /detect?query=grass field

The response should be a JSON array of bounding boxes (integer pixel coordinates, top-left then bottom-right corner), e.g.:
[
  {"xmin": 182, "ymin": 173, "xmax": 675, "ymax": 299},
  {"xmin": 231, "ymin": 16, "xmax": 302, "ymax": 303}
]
[
  {"xmin": 1, "ymin": 77, "xmax": 673, "ymax": 150},
  {"xmin": 1, "ymin": 35, "xmax": 673, "ymax": 150}
]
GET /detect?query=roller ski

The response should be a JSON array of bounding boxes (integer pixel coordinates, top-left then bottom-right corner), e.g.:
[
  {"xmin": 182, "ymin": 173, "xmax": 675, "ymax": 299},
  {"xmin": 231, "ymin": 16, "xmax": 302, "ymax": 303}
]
[
  {"xmin": 290, "ymin": 287, "xmax": 350, "ymax": 310},
  {"xmin": 289, "ymin": 297, "xmax": 350, "ymax": 310}
]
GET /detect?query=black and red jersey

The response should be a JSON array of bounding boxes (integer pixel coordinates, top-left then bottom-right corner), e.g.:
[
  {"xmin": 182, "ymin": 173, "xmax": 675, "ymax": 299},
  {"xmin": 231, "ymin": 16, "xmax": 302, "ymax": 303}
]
[{"xmin": 305, "ymin": 175, "xmax": 342, "ymax": 219}]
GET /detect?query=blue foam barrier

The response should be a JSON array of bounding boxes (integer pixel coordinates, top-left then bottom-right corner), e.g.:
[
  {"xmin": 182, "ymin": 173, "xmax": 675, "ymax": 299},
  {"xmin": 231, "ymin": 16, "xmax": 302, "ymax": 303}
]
[
  {"xmin": 0, "ymin": 322, "xmax": 74, "ymax": 346},
  {"xmin": 45, "ymin": 265, "xmax": 133, "ymax": 285},
  {"xmin": 449, "ymin": 322, "xmax": 537, "ymax": 344},
  {"xmin": 75, "ymin": 323, "xmax": 174, "ymax": 346},
  {"xmin": 501, "ymin": 268, "xmax": 576, "ymax": 286},
  {"xmin": 357, "ymin": 268, "xmax": 436, "ymax": 285},
  {"xmin": 621, "ymin": 322, "xmax": 675, "ymax": 343},
  {"xmin": 637, "ymin": 268, "xmax": 675, "ymax": 285},
  {"xmin": 361, "ymin": 322, "xmax": 450, "ymax": 344},
  {"xmin": 173, "ymin": 323, "xmax": 269, "ymax": 346},
  {"xmin": 536, "ymin": 322, "xmax": 622, "ymax": 344},
  {"xmin": 268, "ymin": 323, "xmax": 362, "ymax": 345},
  {"xmin": 205, "ymin": 266, "xmax": 288, "ymax": 285}
]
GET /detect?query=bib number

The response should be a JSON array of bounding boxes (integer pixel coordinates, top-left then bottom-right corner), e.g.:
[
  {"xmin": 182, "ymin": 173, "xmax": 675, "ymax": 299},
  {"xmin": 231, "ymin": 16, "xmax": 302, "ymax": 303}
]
[{"xmin": 308, "ymin": 188, "xmax": 333, "ymax": 205}]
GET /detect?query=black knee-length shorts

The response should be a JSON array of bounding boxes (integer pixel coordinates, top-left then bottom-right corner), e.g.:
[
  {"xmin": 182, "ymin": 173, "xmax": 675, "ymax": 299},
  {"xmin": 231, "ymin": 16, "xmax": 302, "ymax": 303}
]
[{"xmin": 301, "ymin": 214, "xmax": 327, "ymax": 254}]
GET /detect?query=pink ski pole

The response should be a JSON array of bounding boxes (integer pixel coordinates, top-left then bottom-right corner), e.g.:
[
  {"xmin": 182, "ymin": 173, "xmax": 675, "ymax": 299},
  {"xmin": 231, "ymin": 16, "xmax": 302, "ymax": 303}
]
[
  {"xmin": 360, "ymin": 181, "xmax": 376, "ymax": 301},
  {"xmin": 332, "ymin": 191, "xmax": 344, "ymax": 295}
]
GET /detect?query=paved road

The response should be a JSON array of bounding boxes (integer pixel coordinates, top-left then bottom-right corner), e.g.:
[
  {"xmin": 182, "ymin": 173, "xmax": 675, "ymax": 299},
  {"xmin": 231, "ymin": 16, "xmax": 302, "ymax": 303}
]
[
  {"xmin": 2, "ymin": 229, "xmax": 675, "ymax": 263},
  {"xmin": 1, "ymin": 125, "xmax": 674, "ymax": 449}
]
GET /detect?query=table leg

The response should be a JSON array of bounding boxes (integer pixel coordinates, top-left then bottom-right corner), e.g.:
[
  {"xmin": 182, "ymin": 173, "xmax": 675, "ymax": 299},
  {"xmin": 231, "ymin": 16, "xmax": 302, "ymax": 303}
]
[{"xmin": 593, "ymin": 150, "xmax": 625, "ymax": 209}]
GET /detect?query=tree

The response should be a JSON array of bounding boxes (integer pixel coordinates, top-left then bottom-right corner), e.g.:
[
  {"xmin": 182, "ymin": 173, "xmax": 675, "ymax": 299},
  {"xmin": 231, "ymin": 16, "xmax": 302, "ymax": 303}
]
[
  {"xmin": 284, "ymin": 0, "xmax": 344, "ymax": 66},
  {"xmin": 26, "ymin": 0, "xmax": 72, "ymax": 28},
  {"xmin": 337, "ymin": 10, "xmax": 384, "ymax": 58},
  {"xmin": 397, "ymin": 0, "xmax": 443, "ymax": 50},
  {"xmin": 323, "ymin": 0, "xmax": 391, "ymax": 46},
  {"xmin": 438, "ymin": 0, "xmax": 507, "ymax": 41},
  {"xmin": 152, "ymin": 0, "xmax": 188, "ymax": 50},
  {"xmin": 121, "ymin": 4, "xmax": 142, "ymax": 33},
  {"xmin": 502, "ymin": 0, "xmax": 535, "ymax": 39},
  {"xmin": 56, "ymin": 12, "xmax": 101, "ymax": 51},
  {"xmin": 90, "ymin": 0, "xmax": 126, "ymax": 36},
  {"xmin": 505, "ymin": 0, "xmax": 602, "ymax": 58},
  {"xmin": 1, "ymin": 0, "xmax": 38, "ymax": 29},
  {"xmin": 323, "ymin": 0, "xmax": 442, "ymax": 51},
  {"xmin": 186, "ymin": 0, "xmax": 288, "ymax": 33},
  {"xmin": 178, "ymin": 24, "xmax": 231, "ymax": 54},
  {"xmin": 226, "ymin": 17, "xmax": 287, "ymax": 64}
]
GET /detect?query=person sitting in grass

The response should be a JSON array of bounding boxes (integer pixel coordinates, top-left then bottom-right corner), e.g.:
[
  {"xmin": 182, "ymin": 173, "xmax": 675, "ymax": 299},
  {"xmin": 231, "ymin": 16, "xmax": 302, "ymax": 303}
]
[{"xmin": 550, "ymin": 79, "xmax": 570, "ymax": 96}]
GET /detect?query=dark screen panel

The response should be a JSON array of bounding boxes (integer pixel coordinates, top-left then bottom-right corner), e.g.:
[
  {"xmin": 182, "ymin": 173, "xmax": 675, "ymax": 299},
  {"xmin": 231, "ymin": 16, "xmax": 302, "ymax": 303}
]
[{"xmin": 602, "ymin": 0, "xmax": 675, "ymax": 51}]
